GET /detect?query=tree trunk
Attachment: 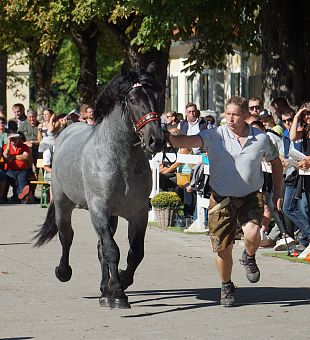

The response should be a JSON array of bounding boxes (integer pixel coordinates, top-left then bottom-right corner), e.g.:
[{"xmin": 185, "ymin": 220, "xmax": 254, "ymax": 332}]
[
  {"xmin": 105, "ymin": 21, "xmax": 170, "ymax": 114},
  {"xmin": 125, "ymin": 45, "xmax": 170, "ymax": 114},
  {"xmin": 261, "ymin": 0, "xmax": 310, "ymax": 109},
  {"xmin": 30, "ymin": 42, "xmax": 61, "ymax": 116},
  {"xmin": 71, "ymin": 23, "xmax": 100, "ymax": 107},
  {"xmin": 0, "ymin": 51, "xmax": 8, "ymax": 117}
]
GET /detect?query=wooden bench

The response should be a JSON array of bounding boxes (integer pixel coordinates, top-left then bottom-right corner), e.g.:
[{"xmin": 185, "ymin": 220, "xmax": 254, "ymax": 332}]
[{"xmin": 30, "ymin": 159, "xmax": 50, "ymax": 208}]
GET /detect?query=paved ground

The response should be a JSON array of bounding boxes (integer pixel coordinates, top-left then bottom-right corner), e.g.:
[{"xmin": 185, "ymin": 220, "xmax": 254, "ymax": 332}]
[{"xmin": 1, "ymin": 204, "xmax": 309, "ymax": 340}]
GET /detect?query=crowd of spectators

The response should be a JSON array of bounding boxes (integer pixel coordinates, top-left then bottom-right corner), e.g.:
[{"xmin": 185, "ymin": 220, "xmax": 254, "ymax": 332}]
[{"xmin": 0, "ymin": 103, "xmax": 95, "ymax": 204}]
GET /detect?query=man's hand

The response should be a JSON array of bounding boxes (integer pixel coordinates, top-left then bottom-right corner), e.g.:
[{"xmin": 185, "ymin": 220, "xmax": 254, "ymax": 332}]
[{"xmin": 298, "ymin": 156, "xmax": 310, "ymax": 170}]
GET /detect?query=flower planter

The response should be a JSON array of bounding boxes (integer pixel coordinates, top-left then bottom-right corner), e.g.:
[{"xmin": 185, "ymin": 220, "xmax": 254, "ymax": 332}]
[{"xmin": 154, "ymin": 208, "xmax": 177, "ymax": 228}]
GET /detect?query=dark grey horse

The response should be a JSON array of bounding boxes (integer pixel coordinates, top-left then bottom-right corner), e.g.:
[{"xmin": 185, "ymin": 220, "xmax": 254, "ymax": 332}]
[{"xmin": 34, "ymin": 63, "xmax": 165, "ymax": 309}]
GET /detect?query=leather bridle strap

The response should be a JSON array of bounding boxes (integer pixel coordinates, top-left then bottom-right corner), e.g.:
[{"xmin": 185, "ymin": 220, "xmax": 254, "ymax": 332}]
[{"xmin": 135, "ymin": 112, "xmax": 160, "ymax": 130}]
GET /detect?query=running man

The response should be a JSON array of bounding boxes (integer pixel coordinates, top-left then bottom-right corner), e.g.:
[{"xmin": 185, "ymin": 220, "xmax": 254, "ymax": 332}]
[{"xmin": 168, "ymin": 96, "xmax": 283, "ymax": 307}]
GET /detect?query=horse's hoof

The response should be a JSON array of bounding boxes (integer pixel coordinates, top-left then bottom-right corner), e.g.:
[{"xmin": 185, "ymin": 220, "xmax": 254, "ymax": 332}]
[
  {"xmin": 119, "ymin": 269, "xmax": 133, "ymax": 290},
  {"xmin": 108, "ymin": 297, "xmax": 131, "ymax": 309},
  {"xmin": 99, "ymin": 296, "xmax": 110, "ymax": 307},
  {"xmin": 55, "ymin": 265, "xmax": 72, "ymax": 282}
]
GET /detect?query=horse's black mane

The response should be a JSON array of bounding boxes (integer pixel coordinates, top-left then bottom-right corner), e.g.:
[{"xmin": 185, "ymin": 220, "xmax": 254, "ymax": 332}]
[{"xmin": 94, "ymin": 67, "xmax": 162, "ymax": 124}]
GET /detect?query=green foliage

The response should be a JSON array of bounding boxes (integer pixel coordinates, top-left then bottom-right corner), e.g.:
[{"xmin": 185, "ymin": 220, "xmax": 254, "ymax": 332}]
[{"xmin": 150, "ymin": 192, "xmax": 181, "ymax": 209}]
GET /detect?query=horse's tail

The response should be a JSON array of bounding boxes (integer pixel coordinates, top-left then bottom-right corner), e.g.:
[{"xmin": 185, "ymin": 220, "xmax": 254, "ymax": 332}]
[{"xmin": 33, "ymin": 201, "xmax": 58, "ymax": 247}]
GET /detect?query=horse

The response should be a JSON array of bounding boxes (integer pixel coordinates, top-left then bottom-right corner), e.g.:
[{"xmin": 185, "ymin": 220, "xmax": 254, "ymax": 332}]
[{"xmin": 33, "ymin": 63, "xmax": 165, "ymax": 309}]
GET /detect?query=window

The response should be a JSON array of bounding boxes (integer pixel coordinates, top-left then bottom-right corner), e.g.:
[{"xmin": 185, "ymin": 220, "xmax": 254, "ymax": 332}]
[
  {"xmin": 170, "ymin": 76, "xmax": 178, "ymax": 112},
  {"xmin": 231, "ymin": 72, "xmax": 240, "ymax": 96},
  {"xmin": 199, "ymin": 74, "xmax": 209, "ymax": 110},
  {"xmin": 186, "ymin": 76, "xmax": 194, "ymax": 103}
]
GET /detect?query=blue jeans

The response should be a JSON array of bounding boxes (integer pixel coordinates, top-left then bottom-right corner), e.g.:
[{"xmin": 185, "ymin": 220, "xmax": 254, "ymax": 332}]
[
  {"xmin": 283, "ymin": 185, "xmax": 310, "ymax": 246},
  {"xmin": 6, "ymin": 169, "xmax": 29, "ymax": 197}
]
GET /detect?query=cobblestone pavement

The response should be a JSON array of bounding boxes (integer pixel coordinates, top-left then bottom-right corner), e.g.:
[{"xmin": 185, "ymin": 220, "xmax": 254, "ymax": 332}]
[{"xmin": 1, "ymin": 204, "xmax": 309, "ymax": 340}]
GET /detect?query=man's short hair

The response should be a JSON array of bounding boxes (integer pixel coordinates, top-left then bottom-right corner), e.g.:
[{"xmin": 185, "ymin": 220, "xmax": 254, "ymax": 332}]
[
  {"xmin": 281, "ymin": 107, "xmax": 295, "ymax": 117},
  {"xmin": 12, "ymin": 103, "xmax": 25, "ymax": 115},
  {"xmin": 185, "ymin": 103, "xmax": 197, "ymax": 110},
  {"xmin": 80, "ymin": 104, "xmax": 90, "ymax": 113},
  {"xmin": 226, "ymin": 96, "xmax": 248, "ymax": 114},
  {"xmin": 248, "ymin": 97, "xmax": 262, "ymax": 106}
]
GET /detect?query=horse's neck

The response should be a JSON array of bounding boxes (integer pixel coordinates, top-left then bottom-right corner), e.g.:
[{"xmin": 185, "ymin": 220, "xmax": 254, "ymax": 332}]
[{"xmin": 97, "ymin": 105, "xmax": 140, "ymax": 152}]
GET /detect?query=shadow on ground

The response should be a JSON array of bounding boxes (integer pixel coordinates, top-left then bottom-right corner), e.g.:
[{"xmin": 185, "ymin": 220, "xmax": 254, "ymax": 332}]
[{"xmin": 84, "ymin": 287, "xmax": 310, "ymax": 317}]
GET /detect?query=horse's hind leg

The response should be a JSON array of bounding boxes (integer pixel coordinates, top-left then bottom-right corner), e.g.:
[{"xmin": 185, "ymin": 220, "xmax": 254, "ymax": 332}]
[
  {"xmin": 97, "ymin": 215, "xmax": 118, "ymax": 307},
  {"xmin": 119, "ymin": 212, "xmax": 148, "ymax": 290},
  {"xmin": 54, "ymin": 196, "xmax": 75, "ymax": 282},
  {"xmin": 89, "ymin": 206, "xmax": 130, "ymax": 309}
]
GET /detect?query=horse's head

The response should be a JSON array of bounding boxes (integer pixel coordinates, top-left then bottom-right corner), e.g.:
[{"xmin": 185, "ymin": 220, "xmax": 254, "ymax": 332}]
[{"xmin": 123, "ymin": 63, "xmax": 165, "ymax": 155}]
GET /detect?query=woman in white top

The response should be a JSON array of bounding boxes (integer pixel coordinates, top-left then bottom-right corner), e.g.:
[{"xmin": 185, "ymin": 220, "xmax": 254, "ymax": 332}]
[{"xmin": 38, "ymin": 108, "xmax": 61, "ymax": 153}]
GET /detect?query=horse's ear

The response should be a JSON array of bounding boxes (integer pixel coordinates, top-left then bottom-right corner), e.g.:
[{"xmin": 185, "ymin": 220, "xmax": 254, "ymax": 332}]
[
  {"xmin": 146, "ymin": 62, "xmax": 157, "ymax": 77},
  {"xmin": 121, "ymin": 63, "xmax": 130, "ymax": 77}
]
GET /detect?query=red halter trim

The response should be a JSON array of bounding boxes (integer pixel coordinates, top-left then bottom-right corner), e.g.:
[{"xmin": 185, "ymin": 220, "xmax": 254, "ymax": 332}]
[{"xmin": 135, "ymin": 112, "xmax": 160, "ymax": 130}]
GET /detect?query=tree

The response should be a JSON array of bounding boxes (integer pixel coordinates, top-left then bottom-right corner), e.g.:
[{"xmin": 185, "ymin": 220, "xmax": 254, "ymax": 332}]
[{"xmin": 261, "ymin": 0, "xmax": 310, "ymax": 108}]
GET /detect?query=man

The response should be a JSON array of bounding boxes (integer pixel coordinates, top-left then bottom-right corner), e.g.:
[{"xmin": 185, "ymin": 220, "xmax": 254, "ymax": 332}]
[
  {"xmin": 271, "ymin": 97, "xmax": 293, "ymax": 126},
  {"xmin": 248, "ymin": 97, "xmax": 262, "ymax": 117},
  {"xmin": 85, "ymin": 105, "xmax": 95, "ymax": 126},
  {"xmin": 179, "ymin": 103, "xmax": 209, "ymax": 154},
  {"xmin": 2, "ymin": 132, "xmax": 31, "ymax": 203},
  {"xmin": 9, "ymin": 103, "xmax": 27, "ymax": 128},
  {"xmin": 164, "ymin": 111, "xmax": 179, "ymax": 129},
  {"xmin": 169, "ymin": 96, "xmax": 283, "ymax": 307}
]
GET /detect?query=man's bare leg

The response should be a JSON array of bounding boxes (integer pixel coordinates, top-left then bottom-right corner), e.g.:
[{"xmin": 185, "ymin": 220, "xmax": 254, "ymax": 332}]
[
  {"xmin": 215, "ymin": 244, "xmax": 233, "ymax": 282},
  {"xmin": 241, "ymin": 222, "xmax": 261, "ymax": 283}
]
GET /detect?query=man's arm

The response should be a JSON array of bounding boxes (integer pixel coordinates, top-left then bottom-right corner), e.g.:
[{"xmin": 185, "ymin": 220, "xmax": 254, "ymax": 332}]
[
  {"xmin": 269, "ymin": 157, "xmax": 284, "ymax": 210},
  {"xmin": 168, "ymin": 133, "xmax": 203, "ymax": 149}
]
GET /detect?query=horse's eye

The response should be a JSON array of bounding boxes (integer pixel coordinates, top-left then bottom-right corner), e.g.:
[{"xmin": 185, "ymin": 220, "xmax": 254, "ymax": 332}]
[{"xmin": 130, "ymin": 99, "xmax": 136, "ymax": 105}]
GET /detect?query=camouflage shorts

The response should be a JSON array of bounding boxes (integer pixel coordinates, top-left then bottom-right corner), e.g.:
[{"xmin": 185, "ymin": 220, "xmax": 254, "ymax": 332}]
[{"xmin": 208, "ymin": 191, "xmax": 264, "ymax": 253}]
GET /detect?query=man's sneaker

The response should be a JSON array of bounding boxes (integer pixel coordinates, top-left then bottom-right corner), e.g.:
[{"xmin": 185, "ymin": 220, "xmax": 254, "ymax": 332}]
[
  {"xmin": 240, "ymin": 250, "xmax": 260, "ymax": 283},
  {"xmin": 220, "ymin": 281, "xmax": 235, "ymax": 307}
]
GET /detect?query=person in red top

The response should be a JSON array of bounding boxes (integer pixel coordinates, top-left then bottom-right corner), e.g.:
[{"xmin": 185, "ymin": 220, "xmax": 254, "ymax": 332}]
[{"xmin": 2, "ymin": 132, "xmax": 31, "ymax": 202}]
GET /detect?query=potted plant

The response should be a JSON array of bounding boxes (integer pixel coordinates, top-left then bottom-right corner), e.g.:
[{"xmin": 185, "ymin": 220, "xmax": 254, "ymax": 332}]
[{"xmin": 150, "ymin": 191, "xmax": 182, "ymax": 228}]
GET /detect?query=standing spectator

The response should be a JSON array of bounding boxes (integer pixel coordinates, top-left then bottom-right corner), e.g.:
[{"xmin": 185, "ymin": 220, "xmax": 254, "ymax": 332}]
[
  {"xmin": 79, "ymin": 104, "xmax": 89, "ymax": 123},
  {"xmin": 86, "ymin": 105, "xmax": 95, "ymax": 126},
  {"xmin": 285, "ymin": 103, "xmax": 310, "ymax": 252},
  {"xmin": 248, "ymin": 97, "xmax": 263, "ymax": 117},
  {"xmin": 271, "ymin": 97, "xmax": 293, "ymax": 126},
  {"xmin": 8, "ymin": 103, "xmax": 27, "ymax": 128},
  {"xmin": 2, "ymin": 132, "xmax": 31, "ymax": 203},
  {"xmin": 0, "ymin": 116, "xmax": 8, "ymax": 147},
  {"xmin": 164, "ymin": 111, "xmax": 179, "ymax": 129},
  {"xmin": 178, "ymin": 103, "xmax": 209, "ymax": 154},
  {"xmin": 169, "ymin": 96, "xmax": 283, "ymax": 307},
  {"xmin": 38, "ymin": 108, "xmax": 60, "ymax": 153},
  {"xmin": 259, "ymin": 109, "xmax": 284, "ymax": 137}
]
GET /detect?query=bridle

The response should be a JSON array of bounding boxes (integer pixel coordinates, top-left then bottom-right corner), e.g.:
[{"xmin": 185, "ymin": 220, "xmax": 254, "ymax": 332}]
[{"xmin": 125, "ymin": 83, "xmax": 161, "ymax": 150}]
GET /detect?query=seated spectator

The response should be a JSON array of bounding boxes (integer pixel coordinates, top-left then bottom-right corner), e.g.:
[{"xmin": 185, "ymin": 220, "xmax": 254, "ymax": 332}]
[
  {"xmin": 43, "ymin": 146, "xmax": 53, "ymax": 201},
  {"xmin": 2, "ymin": 132, "xmax": 32, "ymax": 203}
]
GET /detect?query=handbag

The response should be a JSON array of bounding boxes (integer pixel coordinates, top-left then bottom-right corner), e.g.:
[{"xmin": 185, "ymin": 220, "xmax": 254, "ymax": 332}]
[{"xmin": 176, "ymin": 173, "xmax": 191, "ymax": 186}]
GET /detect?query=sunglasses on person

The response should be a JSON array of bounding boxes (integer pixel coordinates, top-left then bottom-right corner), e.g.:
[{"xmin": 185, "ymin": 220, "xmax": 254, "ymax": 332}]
[
  {"xmin": 282, "ymin": 118, "xmax": 293, "ymax": 123},
  {"xmin": 249, "ymin": 105, "xmax": 261, "ymax": 111}
]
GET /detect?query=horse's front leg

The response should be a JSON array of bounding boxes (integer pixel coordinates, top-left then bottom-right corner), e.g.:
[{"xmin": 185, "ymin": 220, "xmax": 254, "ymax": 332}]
[
  {"xmin": 119, "ymin": 210, "xmax": 148, "ymax": 290},
  {"xmin": 89, "ymin": 205, "xmax": 130, "ymax": 309},
  {"xmin": 96, "ymin": 215, "xmax": 118, "ymax": 306}
]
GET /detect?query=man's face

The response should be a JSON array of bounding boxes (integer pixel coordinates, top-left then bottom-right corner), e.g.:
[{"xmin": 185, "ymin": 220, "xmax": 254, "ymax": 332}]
[
  {"xmin": 225, "ymin": 104, "xmax": 246, "ymax": 130},
  {"xmin": 186, "ymin": 106, "xmax": 198, "ymax": 122},
  {"xmin": 248, "ymin": 99, "xmax": 262, "ymax": 116},
  {"xmin": 13, "ymin": 107, "xmax": 22, "ymax": 119},
  {"xmin": 281, "ymin": 114, "xmax": 293, "ymax": 130},
  {"xmin": 27, "ymin": 113, "xmax": 38, "ymax": 126}
]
